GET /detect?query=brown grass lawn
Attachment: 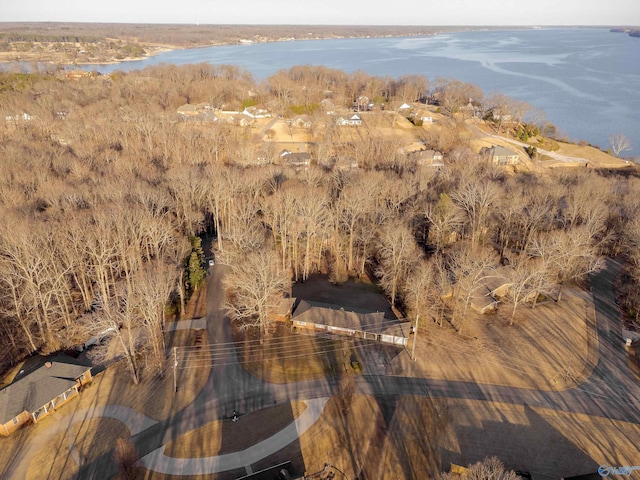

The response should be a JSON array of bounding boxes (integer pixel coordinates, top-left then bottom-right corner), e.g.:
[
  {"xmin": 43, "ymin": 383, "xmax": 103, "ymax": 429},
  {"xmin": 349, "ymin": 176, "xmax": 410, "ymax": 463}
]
[
  {"xmin": 235, "ymin": 323, "xmax": 362, "ymax": 383},
  {"xmin": 164, "ymin": 401, "xmax": 307, "ymax": 458},
  {"xmin": 401, "ymin": 286, "xmax": 593, "ymax": 391},
  {"xmin": 297, "ymin": 395, "xmax": 448, "ymax": 479},
  {"xmin": 546, "ymin": 140, "xmax": 630, "ymax": 168},
  {"xmin": 443, "ymin": 399, "xmax": 640, "ymax": 477},
  {"xmin": 25, "ymin": 418, "xmax": 130, "ymax": 480},
  {"xmin": 68, "ymin": 328, "xmax": 210, "ymax": 422},
  {"xmin": 266, "ymin": 119, "xmax": 314, "ymax": 143}
]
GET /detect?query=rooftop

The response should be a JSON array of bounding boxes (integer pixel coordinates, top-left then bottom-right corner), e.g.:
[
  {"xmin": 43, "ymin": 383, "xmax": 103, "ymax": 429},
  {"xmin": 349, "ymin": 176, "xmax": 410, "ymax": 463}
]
[{"xmin": 0, "ymin": 354, "xmax": 91, "ymax": 423}]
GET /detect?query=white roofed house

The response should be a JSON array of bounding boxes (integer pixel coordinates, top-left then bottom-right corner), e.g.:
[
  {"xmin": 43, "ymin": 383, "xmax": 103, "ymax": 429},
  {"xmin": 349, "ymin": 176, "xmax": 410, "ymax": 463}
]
[
  {"xmin": 227, "ymin": 113, "xmax": 255, "ymax": 127},
  {"xmin": 336, "ymin": 114, "xmax": 363, "ymax": 126},
  {"xmin": 411, "ymin": 109, "xmax": 433, "ymax": 123},
  {"xmin": 243, "ymin": 105, "xmax": 272, "ymax": 118},
  {"xmin": 289, "ymin": 114, "xmax": 312, "ymax": 129}
]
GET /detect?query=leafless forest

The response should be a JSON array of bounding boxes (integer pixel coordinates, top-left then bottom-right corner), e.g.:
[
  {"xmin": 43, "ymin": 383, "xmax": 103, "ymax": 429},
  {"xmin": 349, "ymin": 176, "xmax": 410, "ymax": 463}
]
[
  {"xmin": 0, "ymin": 23, "xmax": 465, "ymax": 47},
  {"xmin": 1, "ymin": 63, "xmax": 639, "ymax": 383}
]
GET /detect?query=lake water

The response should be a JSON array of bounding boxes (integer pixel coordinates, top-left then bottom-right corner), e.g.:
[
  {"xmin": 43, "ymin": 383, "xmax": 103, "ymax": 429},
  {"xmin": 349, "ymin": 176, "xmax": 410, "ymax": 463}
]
[{"xmin": 86, "ymin": 28, "xmax": 640, "ymax": 157}]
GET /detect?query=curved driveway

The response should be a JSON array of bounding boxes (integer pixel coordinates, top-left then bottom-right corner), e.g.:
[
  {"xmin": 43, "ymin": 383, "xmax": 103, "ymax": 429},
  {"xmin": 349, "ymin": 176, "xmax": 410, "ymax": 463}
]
[{"xmin": 78, "ymin": 258, "xmax": 640, "ymax": 477}]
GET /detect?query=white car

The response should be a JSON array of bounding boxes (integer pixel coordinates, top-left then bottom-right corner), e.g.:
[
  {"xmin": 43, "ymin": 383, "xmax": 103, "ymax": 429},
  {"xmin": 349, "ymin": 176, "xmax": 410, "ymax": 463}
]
[{"xmin": 208, "ymin": 259, "xmax": 215, "ymax": 266}]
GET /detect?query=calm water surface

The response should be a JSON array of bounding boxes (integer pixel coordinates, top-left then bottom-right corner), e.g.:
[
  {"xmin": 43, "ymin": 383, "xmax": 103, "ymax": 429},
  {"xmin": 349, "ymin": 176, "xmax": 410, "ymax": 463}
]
[{"xmin": 86, "ymin": 28, "xmax": 640, "ymax": 156}]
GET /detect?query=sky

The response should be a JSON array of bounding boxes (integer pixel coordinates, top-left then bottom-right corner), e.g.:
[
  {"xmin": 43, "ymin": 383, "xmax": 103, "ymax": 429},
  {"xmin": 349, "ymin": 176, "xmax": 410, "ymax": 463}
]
[{"xmin": 1, "ymin": 0, "xmax": 639, "ymax": 25}]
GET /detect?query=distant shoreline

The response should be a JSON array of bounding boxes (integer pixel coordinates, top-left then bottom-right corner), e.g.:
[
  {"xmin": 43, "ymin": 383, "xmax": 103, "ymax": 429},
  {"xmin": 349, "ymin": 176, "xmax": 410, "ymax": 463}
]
[{"xmin": 0, "ymin": 24, "xmax": 543, "ymax": 67}]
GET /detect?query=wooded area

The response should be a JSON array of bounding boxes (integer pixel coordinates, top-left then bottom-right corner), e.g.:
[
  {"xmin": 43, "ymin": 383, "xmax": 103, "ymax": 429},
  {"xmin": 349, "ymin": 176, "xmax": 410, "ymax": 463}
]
[{"xmin": 1, "ymin": 63, "xmax": 639, "ymax": 384}]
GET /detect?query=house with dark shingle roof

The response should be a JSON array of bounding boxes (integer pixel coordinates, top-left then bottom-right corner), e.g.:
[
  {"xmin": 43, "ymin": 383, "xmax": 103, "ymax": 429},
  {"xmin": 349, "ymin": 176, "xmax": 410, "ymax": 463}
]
[
  {"xmin": 280, "ymin": 151, "xmax": 312, "ymax": 170},
  {"xmin": 0, "ymin": 354, "xmax": 92, "ymax": 436},
  {"xmin": 291, "ymin": 300, "xmax": 408, "ymax": 345}
]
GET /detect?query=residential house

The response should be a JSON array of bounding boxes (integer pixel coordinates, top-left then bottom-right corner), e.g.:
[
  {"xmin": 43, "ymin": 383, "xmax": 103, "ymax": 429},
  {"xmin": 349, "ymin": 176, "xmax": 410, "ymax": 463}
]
[
  {"xmin": 280, "ymin": 151, "xmax": 312, "ymax": 169},
  {"xmin": 408, "ymin": 149, "xmax": 444, "ymax": 168},
  {"xmin": 180, "ymin": 110, "xmax": 218, "ymax": 124},
  {"xmin": 222, "ymin": 113, "xmax": 255, "ymax": 127},
  {"xmin": 177, "ymin": 102, "xmax": 212, "ymax": 118},
  {"xmin": 353, "ymin": 95, "xmax": 371, "ymax": 111},
  {"xmin": 4, "ymin": 112, "xmax": 34, "ymax": 124},
  {"xmin": 462, "ymin": 98, "xmax": 483, "ymax": 118},
  {"xmin": 469, "ymin": 286, "xmax": 500, "ymax": 315},
  {"xmin": 483, "ymin": 267, "xmax": 514, "ymax": 299},
  {"xmin": 0, "ymin": 355, "xmax": 93, "ymax": 436},
  {"xmin": 481, "ymin": 145, "xmax": 520, "ymax": 166},
  {"xmin": 336, "ymin": 114, "xmax": 363, "ymax": 126},
  {"xmin": 398, "ymin": 102, "xmax": 412, "ymax": 112},
  {"xmin": 272, "ymin": 297, "xmax": 296, "ymax": 322},
  {"xmin": 411, "ymin": 110, "xmax": 434, "ymax": 123},
  {"xmin": 291, "ymin": 300, "xmax": 408, "ymax": 346},
  {"xmin": 289, "ymin": 114, "xmax": 312, "ymax": 129},
  {"xmin": 243, "ymin": 105, "xmax": 272, "ymax": 119}
]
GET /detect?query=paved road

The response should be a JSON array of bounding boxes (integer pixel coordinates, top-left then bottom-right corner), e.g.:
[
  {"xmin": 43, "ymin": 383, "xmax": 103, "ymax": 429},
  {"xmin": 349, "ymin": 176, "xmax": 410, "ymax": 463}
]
[
  {"xmin": 140, "ymin": 398, "xmax": 328, "ymax": 475},
  {"xmin": 469, "ymin": 124, "xmax": 590, "ymax": 166},
  {"xmin": 76, "ymin": 260, "xmax": 640, "ymax": 478}
]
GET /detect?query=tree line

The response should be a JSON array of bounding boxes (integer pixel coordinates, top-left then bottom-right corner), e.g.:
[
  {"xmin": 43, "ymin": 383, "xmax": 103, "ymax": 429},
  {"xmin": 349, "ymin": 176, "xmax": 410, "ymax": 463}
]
[{"xmin": 1, "ymin": 64, "xmax": 638, "ymax": 383}]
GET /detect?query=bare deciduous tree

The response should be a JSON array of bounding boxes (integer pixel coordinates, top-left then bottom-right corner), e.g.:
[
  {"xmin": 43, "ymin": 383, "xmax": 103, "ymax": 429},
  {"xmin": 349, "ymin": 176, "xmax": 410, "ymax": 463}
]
[
  {"xmin": 447, "ymin": 244, "xmax": 498, "ymax": 334},
  {"xmin": 452, "ymin": 178, "xmax": 499, "ymax": 245},
  {"xmin": 376, "ymin": 220, "xmax": 421, "ymax": 307},
  {"xmin": 224, "ymin": 249, "xmax": 290, "ymax": 339},
  {"xmin": 609, "ymin": 133, "xmax": 631, "ymax": 157}
]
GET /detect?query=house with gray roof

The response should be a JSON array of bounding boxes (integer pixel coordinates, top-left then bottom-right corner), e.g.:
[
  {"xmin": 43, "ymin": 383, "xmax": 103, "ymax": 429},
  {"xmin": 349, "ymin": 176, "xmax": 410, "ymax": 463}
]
[
  {"xmin": 481, "ymin": 145, "xmax": 520, "ymax": 166},
  {"xmin": 280, "ymin": 151, "xmax": 312, "ymax": 170},
  {"xmin": 291, "ymin": 300, "xmax": 408, "ymax": 346},
  {"xmin": 0, "ymin": 354, "xmax": 92, "ymax": 436}
]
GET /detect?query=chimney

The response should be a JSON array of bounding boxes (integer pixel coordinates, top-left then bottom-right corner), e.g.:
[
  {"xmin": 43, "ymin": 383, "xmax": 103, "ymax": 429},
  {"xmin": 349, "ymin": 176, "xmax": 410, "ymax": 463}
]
[{"xmin": 45, "ymin": 362, "xmax": 52, "ymax": 369}]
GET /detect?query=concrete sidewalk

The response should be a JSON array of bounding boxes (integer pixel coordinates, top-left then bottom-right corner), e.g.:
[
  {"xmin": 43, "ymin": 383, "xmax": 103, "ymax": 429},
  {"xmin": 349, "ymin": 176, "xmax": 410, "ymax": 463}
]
[{"xmin": 139, "ymin": 397, "xmax": 328, "ymax": 475}]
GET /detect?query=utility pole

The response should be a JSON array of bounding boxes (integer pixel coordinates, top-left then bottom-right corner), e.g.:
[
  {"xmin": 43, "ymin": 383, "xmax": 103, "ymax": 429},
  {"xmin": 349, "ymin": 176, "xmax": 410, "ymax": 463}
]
[
  {"xmin": 411, "ymin": 314, "xmax": 420, "ymax": 361},
  {"xmin": 173, "ymin": 347, "xmax": 178, "ymax": 393}
]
